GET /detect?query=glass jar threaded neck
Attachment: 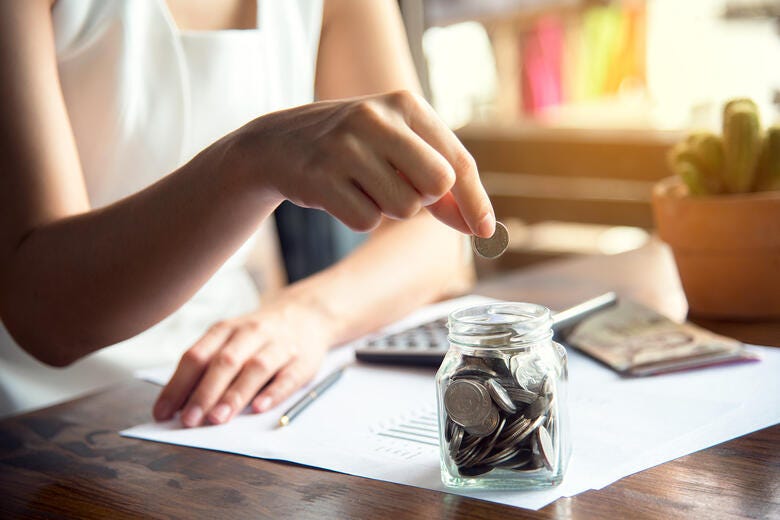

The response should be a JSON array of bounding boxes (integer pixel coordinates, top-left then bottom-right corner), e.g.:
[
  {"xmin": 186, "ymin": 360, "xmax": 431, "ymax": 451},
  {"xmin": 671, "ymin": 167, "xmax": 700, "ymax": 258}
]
[{"xmin": 447, "ymin": 303, "xmax": 553, "ymax": 350}]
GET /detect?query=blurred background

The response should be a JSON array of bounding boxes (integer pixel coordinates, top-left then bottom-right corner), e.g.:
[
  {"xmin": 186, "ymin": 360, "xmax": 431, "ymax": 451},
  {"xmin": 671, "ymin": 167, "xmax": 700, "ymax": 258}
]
[{"xmin": 270, "ymin": 0, "xmax": 780, "ymax": 286}]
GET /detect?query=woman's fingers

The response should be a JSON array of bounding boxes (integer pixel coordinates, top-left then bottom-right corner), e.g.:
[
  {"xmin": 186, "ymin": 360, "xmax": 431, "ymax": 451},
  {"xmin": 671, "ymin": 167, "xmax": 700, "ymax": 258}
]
[
  {"xmin": 343, "ymin": 91, "xmax": 493, "ymax": 236},
  {"xmin": 250, "ymin": 92, "xmax": 493, "ymax": 236},
  {"xmin": 401, "ymin": 95, "xmax": 494, "ymax": 237},
  {"xmin": 357, "ymin": 110, "xmax": 455, "ymax": 206},
  {"xmin": 356, "ymin": 91, "xmax": 495, "ymax": 237},
  {"xmin": 321, "ymin": 175, "xmax": 383, "ymax": 232},
  {"xmin": 178, "ymin": 325, "xmax": 262, "ymax": 427},
  {"xmin": 344, "ymin": 144, "xmax": 423, "ymax": 221},
  {"xmin": 252, "ymin": 356, "xmax": 320, "ymax": 413},
  {"xmin": 153, "ymin": 322, "xmax": 233, "ymax": 421},
  {"xmin": 206, "ymin": 341, "xmax": 293, "ymax": 424},
  {"xmin": 426, "ymin": 192, "xmax": 471, "ymax": 235},
  {"xmin": 154, "ymin": 309, "xmax": 330, "ymax": 427}
]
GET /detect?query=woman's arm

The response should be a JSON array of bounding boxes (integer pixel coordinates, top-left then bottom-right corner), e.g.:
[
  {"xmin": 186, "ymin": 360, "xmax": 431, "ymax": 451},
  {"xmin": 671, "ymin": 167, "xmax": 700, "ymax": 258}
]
[
  {"xmin": 0, "ymin": 0, "xmax": 492, "ymax": 369},
  {"xmin": 153, "ymin": 0, "xmax": 492, "ymax": 426},
  {"xmin": 0, "ymin": 0, "xmax": 279, "ymax": 365}
]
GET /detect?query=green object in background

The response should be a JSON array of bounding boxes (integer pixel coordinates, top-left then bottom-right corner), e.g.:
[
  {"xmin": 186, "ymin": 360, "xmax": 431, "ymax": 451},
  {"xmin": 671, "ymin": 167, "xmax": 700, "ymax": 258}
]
[
  {"xmin": 668, "ymin": 98, "xmax": 780, "ymax": 196},
  {"xmin": 685, "ymin": 132, "xmax": 724, "ymax": 193},
  {"xmin": 756, "ymin": 126, "xmax": 780, "ymax": 192},
  {"xmin": 688, "ymin": 132, "xmax": 724, "ymax": 193},
  {"xmin": 676, "ymin": 161, "xmax": 710, "ymax": 196},
  {"xmin": 722, "ymin": 102, "xmax": 761, "ymax": 194},
  {"xmin": 723, "ymin": 98, "xmax": 759, "ymax": 123},
  {"xmin": 667, "ymin": 139, "xmax": 720, "ymax": 195}
]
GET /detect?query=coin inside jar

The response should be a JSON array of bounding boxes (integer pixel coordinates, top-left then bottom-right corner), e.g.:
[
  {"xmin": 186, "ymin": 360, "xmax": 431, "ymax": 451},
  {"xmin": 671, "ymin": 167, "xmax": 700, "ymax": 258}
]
[
  {"xmin": 464, "ymin": 405, "xmax": 500, "ymax": 437},
  {"xmin": 472, "ymin": 221, "xmax": 509, "ymax": 258},
  {"xmin": 486, "ymin": 378, "xmax": 517, "ymax": 414},
  {"xmin": 536, "ymin": 425, "xmax": 555, "ymax": 471},
  {"xmin": 444, "ymin": 379, "xmax": 493, "ymax": 428}
]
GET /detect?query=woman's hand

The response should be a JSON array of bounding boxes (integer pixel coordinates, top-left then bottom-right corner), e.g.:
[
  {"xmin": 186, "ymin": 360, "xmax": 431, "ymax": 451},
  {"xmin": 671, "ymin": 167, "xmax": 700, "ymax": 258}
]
[
  {"xmin": 152, "ymin": 298, "xmax": 333, "ymax": 427},
  {"xmin": 231, "ymin": 90, "xmax": 496, "ymax": 238},
  {"xmin": 151, "ymin": 90, "xmax": 496, "ymax": 427}
]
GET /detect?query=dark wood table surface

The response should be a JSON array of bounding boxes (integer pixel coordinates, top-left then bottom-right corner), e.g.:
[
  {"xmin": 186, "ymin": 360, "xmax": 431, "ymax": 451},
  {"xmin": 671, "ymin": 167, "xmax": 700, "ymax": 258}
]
[{"xmin": 2, "ymin": 240, "xmax": 778, "ymax": 519}]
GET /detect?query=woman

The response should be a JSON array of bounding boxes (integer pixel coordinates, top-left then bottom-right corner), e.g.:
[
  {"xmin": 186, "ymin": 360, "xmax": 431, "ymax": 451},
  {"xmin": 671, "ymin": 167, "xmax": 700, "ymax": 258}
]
[{"xmin": 0, "ymin": 0, "xmax": 495, "ymax": 426}]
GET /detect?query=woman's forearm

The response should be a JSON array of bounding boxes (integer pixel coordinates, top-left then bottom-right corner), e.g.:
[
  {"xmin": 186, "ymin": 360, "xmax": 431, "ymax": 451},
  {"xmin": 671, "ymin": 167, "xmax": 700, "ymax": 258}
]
[
  {"xmin": 1, "ymin": 137, "xmax": 278, "ymax": 366},
  {"xmin": 2, "ymin": 88, "xmax": 491, "ymax": 367},
  {"xmin": 275, "ymin": 213, "xmax": 474, "ymax": 347}
]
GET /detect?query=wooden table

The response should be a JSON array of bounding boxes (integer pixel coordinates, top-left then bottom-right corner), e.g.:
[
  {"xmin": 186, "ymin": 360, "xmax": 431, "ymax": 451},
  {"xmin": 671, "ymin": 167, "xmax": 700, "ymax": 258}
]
[{"xmin": 1, "ymin": 241, "xmax": 778, "ymax": 519}]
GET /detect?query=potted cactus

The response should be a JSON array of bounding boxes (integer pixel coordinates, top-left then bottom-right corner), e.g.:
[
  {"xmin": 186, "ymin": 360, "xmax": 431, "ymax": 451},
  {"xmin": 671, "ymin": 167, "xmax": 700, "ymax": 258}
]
[{"xmin": 652, "ymin": 98, "xmax": 780, "ymax": 320}]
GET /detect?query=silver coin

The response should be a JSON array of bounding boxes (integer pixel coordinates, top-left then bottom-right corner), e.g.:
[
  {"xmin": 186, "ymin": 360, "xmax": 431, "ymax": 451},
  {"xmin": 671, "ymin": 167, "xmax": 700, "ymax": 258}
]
[
  {"xmin": 500, "ymin": 415, "xmax": 529, "ymax": 438},
  {"xmin": 452, "ymin": 445, "xmax": 480, "ymax": 467},
  {"xmin": 452, "ymin": 437, "xmax": 482, "ymax": 466},
  {"xmin": 472, "ymin": 221, "xmax": 509, "ymax": 258},
  {"xmin": 494, "ymin": 448, "xmax": 534, "ymax": 469},
  {"xmin": 460, "ymin": 432, "xmax": 482, "ymax": 453},
  {"xmin": 494, "ymin": 416, "xmax": 529, "ymax": 450},
  {"xmin": 465, "ymin": 415, "xmax": 506, "ymax": 467},
  {"xmin": 496, "ymin": 413, "xmax": 545, "ymax": 450},
  {"xmin": 471, "ymin": 355, "xmax": 510, "ymax": 375},
  {"xmin": 505, "ymin": 386, "xmax": 537, "ymax": 405},
  {"xmin": 448, "ymin": 425, "xmax": 464, "ymax": 456},
  {"xmin": 444, "ymin": 379, "xmax": 492, "ymax": 428},
  {"xmin": 479, "ymin": 444, "xmax": 524, "ymax": 466},
  {"xmin": 453, "ymin": 432, "xmax": 482, "ymax": 465},
  {"xmin": 463, "ymin": 354, "xmax": 509, "ymax": 374},
  {"xmin": 525, "ymin": 394, "xmax": 554, "ymax": 421},
  {"xmin": 486, "ymin": 379, "xmax": 517, "ymax": 414},
  {"xmin": 536, "ymin": 425, "xmax": 555, "ymax": 471},
  {"xmin": 445, "ymin": 418, "xmax": 455, "ymax": 442},
  {"xmin": 464, "ymin": 405, "xmax": 500, "ymax": 437}
]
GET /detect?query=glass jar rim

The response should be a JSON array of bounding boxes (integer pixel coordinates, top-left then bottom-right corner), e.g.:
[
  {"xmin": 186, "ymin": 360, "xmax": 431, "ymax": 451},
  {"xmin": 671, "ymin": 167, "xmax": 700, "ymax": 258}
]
[{"xmin": 448, "ymin": 302, "xmax": 552, "ymax": 348}]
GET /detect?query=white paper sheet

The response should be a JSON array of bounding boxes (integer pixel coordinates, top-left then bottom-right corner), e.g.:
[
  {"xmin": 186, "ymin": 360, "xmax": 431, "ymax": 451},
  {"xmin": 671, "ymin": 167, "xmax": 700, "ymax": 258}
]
[{"xmin": 122, "ymin": 297, "xmax": 780, "ymax": 511}]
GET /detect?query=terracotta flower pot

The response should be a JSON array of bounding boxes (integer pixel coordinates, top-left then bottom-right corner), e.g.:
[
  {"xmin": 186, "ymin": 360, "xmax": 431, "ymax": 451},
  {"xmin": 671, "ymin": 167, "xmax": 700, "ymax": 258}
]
[{"xmin": 651, "ymin": 176, "xmax": 780, "ymax": 320}]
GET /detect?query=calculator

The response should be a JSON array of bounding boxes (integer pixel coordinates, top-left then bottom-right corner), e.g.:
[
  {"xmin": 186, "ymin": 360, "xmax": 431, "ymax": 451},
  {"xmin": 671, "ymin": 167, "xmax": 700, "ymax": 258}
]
[{"xmin": 354, "ymin": 292, "xmax": 618, "ymax": 366}]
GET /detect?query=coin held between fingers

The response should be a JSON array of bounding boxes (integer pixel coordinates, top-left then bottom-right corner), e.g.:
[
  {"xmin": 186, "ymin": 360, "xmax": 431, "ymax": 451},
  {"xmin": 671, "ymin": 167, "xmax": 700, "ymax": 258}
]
[{"xmin": 472, "ymin": 221, "xmax": 509, "ymax": 258}]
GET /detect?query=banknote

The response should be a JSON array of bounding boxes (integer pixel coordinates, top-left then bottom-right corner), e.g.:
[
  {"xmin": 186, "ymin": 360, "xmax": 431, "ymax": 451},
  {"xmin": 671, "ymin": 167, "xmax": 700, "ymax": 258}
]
[{"xmin": 566, "ymin": 301, "xmax": 757, "ymax": 376}]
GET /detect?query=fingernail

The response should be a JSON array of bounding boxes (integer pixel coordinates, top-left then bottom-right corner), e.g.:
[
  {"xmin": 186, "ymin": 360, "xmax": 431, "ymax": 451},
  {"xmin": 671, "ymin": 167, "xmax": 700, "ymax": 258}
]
[
  {"xmin": 181, "ymin": 405, "xmax": 204, "ymax": 427},
  {"xmin": 154, "ymin": 399, "xmax": 172, "ymax": 420},
  {"xmin": 478, "ymin": 212, "xmax": 496, "ymax": 238},
  {"xmin": 209, "ymin": 403, "xmax": 231, "ymax": 424},
  {"xmin": 255, "ymin": 396, "xmax": 272, "ymax": 413}
]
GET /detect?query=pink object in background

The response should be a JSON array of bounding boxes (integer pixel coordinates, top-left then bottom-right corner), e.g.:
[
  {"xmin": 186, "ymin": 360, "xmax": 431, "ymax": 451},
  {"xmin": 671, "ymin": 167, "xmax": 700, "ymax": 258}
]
[{"xmin": 521, "ymin": 15, "xmax": 564, "ymax": 114}]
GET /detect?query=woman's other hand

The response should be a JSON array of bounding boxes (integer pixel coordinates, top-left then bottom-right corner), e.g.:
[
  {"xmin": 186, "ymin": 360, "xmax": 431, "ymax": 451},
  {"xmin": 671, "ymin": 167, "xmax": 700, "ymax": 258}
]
[
  {"xmin": 152, "ymin": 296, "xmax": 332, "ymax": 426},
  {"xmin": 231, "ymin": 90, "xmax": 495, "ymax": 239}
]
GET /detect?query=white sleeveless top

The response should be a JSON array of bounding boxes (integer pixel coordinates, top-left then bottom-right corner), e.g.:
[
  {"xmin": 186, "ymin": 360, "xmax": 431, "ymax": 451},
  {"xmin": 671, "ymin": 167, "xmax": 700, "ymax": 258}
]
[{"xmin": 0, "ymin": 0, "xmax": 323, "ymax": 417}]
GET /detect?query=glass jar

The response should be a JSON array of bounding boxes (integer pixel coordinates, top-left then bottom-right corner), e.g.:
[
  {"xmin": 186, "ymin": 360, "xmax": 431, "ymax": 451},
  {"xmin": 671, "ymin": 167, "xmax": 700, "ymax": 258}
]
[{"xmin": 436, "ymin": 302, "xmax": 570, "ymax": 489}]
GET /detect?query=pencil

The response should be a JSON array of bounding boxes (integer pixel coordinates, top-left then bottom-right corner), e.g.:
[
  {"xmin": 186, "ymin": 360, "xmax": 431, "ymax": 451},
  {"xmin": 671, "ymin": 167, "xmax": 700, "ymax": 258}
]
[{"xmin": 278, "ymin": 367, "xmax": 346, "ymax": 427}]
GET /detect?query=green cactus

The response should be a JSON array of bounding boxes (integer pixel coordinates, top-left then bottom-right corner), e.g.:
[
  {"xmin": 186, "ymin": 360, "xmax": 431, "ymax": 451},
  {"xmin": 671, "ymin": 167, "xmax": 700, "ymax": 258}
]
[
  {"xmin": 667, "ymin": 142, "xmax": 712, "ymax": 195},
  {"xmin": 722, "ymin": 103, "xmax": 761, "ymax": 193},
  {"xmin": 685, "ymin": 132, "xmax": 725, "ymax": 193},
  {"xmin": 755, "ymin": 126, "xmax": 780, "ymax": 191},
  {"xmin": 723, "ymin": 98, "xmax": 759, "ymax": 122},
  {"xmin": 668, "ymin": 98, "xmax": 776, "ymax": 195},
  {"xmin": 668, "ymin": 139, "xmax": 723, "ymax": 195},
  {"xmin": 677, "ymin": 161, "xmax": 710, "ymax": 196}
]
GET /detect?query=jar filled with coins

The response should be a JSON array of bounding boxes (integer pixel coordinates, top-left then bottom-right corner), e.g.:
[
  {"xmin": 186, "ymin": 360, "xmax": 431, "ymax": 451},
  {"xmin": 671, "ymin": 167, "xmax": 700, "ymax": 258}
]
[{"xmin": 436, "ymin": 302, "xmax": 570, "ymax": 489}]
